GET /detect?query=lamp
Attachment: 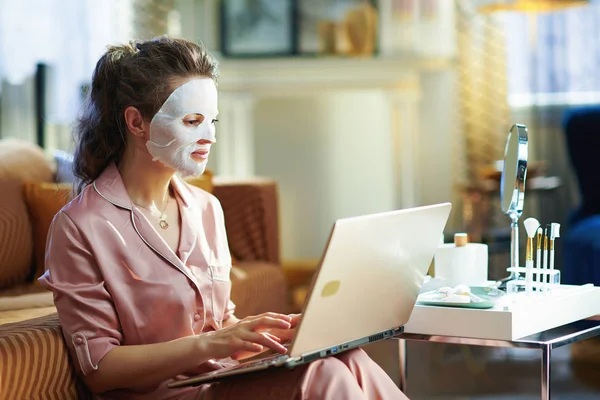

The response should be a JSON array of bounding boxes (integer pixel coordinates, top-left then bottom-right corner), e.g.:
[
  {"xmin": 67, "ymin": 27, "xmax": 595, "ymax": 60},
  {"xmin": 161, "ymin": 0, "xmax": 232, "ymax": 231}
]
[{"xmin": 477, "ymin": 0, "xmax": 588, "ymax": 13}]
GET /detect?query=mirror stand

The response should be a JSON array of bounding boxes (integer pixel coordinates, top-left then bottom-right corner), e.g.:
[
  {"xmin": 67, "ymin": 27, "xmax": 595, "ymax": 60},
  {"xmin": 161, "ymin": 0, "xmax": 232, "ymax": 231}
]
[
  {"xmin": 497, "ymin": 124, "xmax": 528, "ymax": 290},
  {"xmin": 509, "ymin": 215, "xmax": 520, "ymax": 281}
]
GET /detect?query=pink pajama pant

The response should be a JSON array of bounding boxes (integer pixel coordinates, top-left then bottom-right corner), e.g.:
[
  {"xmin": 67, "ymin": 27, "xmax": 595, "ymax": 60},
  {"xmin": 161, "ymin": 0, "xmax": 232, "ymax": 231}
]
[{"xmin": 194, "ymin": 348, "xmax": 409, "ymax": 399}]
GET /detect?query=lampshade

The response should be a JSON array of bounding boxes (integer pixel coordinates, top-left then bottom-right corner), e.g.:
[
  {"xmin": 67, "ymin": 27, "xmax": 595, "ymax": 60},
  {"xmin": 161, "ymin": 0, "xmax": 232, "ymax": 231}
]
[{"xmin": 477, "ymin": 0, "xmax": 589, "ymax": 13}]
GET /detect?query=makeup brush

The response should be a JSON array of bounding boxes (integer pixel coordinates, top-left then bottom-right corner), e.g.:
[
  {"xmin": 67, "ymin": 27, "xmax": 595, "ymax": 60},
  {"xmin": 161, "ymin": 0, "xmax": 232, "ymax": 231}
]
[
  {"xmin": 548, "ymin": 223, "xmax": 561, "ymax": 288},
  {"xmin": 543, "ymin": 225, "xmax": 549, "ymax": 286},
  {"xmin": 536, "ymin": 226, "xmax": 543, "ymax": 289},
  {"xmin": 524, "ymin": 218, "xmax": 540, "ymax": 294}
]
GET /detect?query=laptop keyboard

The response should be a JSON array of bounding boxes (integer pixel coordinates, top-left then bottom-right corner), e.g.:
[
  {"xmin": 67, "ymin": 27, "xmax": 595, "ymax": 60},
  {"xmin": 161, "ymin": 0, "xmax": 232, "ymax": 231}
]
[{"xmin": 232, "ymin": 353, "xmax": 288, "ymax": 371}]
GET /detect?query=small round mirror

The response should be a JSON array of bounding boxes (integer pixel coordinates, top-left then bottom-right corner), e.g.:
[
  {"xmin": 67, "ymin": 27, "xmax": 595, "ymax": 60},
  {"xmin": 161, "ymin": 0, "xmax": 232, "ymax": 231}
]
[{"xmin": 500, "ymin": 124, "xmax": 528, "ymax": 219}]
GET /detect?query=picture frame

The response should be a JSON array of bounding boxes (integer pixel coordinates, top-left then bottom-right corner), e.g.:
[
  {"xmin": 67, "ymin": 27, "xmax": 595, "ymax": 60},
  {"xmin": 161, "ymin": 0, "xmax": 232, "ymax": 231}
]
[
  {"xmin": 296, "ymin": 0, "xmax": 379, "ymax": 56},
  {"xmin": 220, "ymin": 0, "xmax": 299, "ymax": 57}
]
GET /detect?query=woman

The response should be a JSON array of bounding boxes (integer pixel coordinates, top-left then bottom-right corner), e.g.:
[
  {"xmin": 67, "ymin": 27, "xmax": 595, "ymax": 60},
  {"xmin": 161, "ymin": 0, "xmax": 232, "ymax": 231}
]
[{"xmin": 39, "ymin": 37, "xmax": 408, "ymax": 400}]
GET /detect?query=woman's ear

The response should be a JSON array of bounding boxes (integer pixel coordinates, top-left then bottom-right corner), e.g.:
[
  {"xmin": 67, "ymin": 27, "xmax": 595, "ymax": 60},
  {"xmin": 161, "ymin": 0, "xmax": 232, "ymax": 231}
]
[{"xmin": 123, "ymin": 106, "xmax": 148, "ymax": 138}]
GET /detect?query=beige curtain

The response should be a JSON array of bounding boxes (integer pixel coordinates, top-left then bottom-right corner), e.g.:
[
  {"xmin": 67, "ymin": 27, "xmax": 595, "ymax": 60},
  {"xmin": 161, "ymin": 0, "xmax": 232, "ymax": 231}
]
[
  {"xmin": 456, "ymin": 0, "xmax": 509, "ymax": 183},
  {"xmin": 452, "ymin": 0, "xmax": 510, "ymax": 245}
]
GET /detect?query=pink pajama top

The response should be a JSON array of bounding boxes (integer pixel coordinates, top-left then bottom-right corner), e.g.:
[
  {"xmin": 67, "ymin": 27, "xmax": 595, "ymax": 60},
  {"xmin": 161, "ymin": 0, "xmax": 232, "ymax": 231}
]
[{"xmin": 38, "ymin": 163, "xmax": 236, "ymax": 399}]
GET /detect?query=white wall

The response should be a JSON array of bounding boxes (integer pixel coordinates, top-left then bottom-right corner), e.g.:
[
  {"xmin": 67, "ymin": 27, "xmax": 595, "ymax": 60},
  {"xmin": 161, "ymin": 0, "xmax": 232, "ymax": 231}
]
[
  {"xmin": 253, "ymin": 91, "xmax": 395, "ymax": 260},
  {"xmin": 186, "ymin": 0, "xmax": 459, "ymax": 261},
  {"xmin": 418, "ymin": 70, "xmax": 459, "ymax": 210},
  {"xmin": 209, "ymin": 71, "xmax": 458, "ymax": 261},
  {"xmin": 254, "ymin": 95, "xmax": 332, "ymax": 260}
]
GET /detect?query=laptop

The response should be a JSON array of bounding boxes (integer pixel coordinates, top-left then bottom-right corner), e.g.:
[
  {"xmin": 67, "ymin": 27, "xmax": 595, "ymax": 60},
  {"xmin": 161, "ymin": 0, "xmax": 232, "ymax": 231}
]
[{"xmin": 168, "ymin": 202, "xmax": 452, "ymax": 388}]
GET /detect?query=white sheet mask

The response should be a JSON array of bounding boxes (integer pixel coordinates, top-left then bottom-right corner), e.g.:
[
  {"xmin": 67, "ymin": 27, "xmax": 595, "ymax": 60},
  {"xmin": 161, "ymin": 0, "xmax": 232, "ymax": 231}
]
[{"xmin": 146, "ymin": 78, "xmax": 218, "ymax": 176}]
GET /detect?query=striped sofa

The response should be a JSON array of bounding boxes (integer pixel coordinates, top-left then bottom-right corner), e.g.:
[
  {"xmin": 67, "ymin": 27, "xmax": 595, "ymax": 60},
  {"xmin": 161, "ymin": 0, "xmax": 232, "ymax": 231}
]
[{"xmin": 0, "ymin": 139, "xmax": 289, "ymax": 399}]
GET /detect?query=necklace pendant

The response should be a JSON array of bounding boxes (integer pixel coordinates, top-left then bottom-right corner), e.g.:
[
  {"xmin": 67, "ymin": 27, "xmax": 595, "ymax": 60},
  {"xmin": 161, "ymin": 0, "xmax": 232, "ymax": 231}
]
[{"xmin": 159, "ymin": 219, "xmax": 169, "ymax": 230}]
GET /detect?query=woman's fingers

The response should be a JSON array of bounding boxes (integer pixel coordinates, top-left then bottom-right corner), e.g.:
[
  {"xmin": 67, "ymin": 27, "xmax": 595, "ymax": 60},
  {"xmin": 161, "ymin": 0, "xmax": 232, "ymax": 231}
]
[
  {"xmin": 241, "ymin": 340, "xmax": 263, "ymax": 353},
  {"xmin": 245, "ymin": 332, "xmax": 288, "ymax": 354},
  {"xmin": 217, "ymin": 314, "xmax": 294, "ymax": 359},
  {"xmin": 288, "ymin": 313, "xmax": 302, "ymax": 327},
  {"xmin": 248, "ymin": 316, "xmax": 291, "ymax": 331},
  {"xmin": 264, "ymin": 332, "xmax": 282, "ymax": 343},
  {"xmin": 257, "ymin": 312, "xmax": 292, "ymax": 322},
  {"xmin": 269, "ymin": 328, "xmax": 294, "ymax": 343}
]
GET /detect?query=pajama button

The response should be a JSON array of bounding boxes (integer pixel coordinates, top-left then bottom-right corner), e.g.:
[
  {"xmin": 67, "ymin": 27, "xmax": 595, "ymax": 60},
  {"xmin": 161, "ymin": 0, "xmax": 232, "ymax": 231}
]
[
  {"xmin": 75, "ymin": 337, "xmax": 84, "ymax": 345},
  {"xmin": 194, "ymin": 313, "xmax": 201, "ymax": 321}
]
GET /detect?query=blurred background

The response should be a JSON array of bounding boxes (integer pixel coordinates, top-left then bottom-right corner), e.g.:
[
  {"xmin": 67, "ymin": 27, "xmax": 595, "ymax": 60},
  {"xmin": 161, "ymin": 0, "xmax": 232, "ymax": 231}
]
[
  {"xmin": 3, "ymin": 0, "xmax": 598, "ymax": 279},
  {"xmin": 3, "ymin": 0, "xmax": 600, "ymax": 398}
]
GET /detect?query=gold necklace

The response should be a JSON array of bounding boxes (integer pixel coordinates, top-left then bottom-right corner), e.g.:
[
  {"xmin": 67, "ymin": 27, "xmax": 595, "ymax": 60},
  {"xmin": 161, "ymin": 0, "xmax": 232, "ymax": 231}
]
[{"xmin": 133, "ymin": 194, "xmax": 170, "ymax": 230}]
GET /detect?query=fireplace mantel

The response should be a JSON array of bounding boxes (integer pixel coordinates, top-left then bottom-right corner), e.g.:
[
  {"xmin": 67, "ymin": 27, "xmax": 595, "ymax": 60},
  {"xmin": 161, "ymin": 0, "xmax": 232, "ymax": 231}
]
[
  {"xmin": 218, "ymin": 56, "xmax": 452, "ymax": 95},
  {"xmin": 215, "ymin": 56, "xmax": 453, "ymax": 209}
]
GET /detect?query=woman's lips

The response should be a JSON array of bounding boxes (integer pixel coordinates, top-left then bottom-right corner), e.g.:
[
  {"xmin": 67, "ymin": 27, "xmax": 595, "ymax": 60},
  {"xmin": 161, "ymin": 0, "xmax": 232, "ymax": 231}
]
[{"xmin": 191, "ymin": 150, "xmax": 209, "ymax": 160}]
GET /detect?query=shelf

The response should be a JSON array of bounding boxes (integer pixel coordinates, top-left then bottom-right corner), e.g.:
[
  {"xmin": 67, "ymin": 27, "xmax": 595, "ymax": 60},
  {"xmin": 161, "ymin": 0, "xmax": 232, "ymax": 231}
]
[{"xmin": 218, "ymin": 56, "xmax": 455, "ymax": 95}]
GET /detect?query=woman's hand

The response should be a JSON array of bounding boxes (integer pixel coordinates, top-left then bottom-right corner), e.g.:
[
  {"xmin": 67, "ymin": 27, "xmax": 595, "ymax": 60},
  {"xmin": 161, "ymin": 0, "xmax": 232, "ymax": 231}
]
[
  {"xmin": 265, "ymin": 313, "xmax": 301, "ymax": 344},
  {"xmin": 197, "ymin": 312, "xmax": 292, "ymax": 361},
  {"xmin": 233, "ymin": 313, "xmax": 302, "ymax": 361}
]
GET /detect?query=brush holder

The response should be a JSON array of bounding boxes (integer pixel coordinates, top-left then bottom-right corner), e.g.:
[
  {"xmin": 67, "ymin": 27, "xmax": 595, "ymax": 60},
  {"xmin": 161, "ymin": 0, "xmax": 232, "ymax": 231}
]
[{"xmin": 506, "ymin": 266, "xmax": 561, "ymax": 294}]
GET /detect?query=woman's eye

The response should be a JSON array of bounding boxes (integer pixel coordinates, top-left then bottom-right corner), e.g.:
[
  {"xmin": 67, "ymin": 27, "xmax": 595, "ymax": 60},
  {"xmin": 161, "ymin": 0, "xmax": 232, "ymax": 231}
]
[
  {"xmin": 184, "ymin": 120, "xmax": 201, "ymax": 126},
  {"xmin": 212, "ymin": 118, "xmax": 219, "ymax": 124}
]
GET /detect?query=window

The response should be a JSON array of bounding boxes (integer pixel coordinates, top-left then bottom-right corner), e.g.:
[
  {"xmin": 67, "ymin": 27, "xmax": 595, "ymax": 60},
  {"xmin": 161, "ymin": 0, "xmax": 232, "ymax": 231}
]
[
  {"xmin": 0, "ymin": 0, "xmax": 131, "ymax": 144},
  {"xmin": 501, "ymin": 2, "xmax": 600, "ymax": 106}
]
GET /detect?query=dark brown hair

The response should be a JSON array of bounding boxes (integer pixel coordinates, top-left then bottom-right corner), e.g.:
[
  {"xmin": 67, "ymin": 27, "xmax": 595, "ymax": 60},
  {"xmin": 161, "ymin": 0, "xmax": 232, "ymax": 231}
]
[{"xmin": 72, "ymin": 36, "xmax": 219, "ymax": 194}]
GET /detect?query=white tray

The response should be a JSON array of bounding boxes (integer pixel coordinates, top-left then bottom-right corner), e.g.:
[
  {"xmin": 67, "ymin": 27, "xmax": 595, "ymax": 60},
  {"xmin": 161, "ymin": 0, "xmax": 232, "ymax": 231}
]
[{"xmin": 404, "ymin": 284, "xmax": 600, "ymax": 341}]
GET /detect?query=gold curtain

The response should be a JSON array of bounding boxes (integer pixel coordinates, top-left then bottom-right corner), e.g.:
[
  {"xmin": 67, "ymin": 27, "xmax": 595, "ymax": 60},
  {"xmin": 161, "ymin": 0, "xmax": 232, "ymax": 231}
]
[
  {"xmin": 456, "ymin": 0, "xmax": 509, "ymax": 183},
  {"xmin": 452, "ymin": 0, "xmax": 510, "ymax": 239}
]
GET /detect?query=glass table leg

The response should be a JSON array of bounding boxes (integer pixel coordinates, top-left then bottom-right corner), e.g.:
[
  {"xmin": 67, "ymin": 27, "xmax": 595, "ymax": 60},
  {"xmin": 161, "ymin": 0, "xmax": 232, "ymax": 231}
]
[
  {"xmin": 399, "ymin": 339, "xmax": 407, "ymax": 392},
  {"xmin": 541, "ymin": 344, "xmax": 551, "ymax": 400}
]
